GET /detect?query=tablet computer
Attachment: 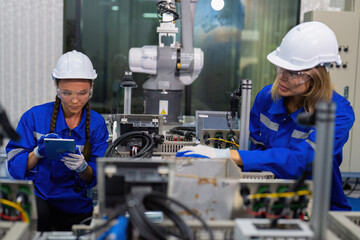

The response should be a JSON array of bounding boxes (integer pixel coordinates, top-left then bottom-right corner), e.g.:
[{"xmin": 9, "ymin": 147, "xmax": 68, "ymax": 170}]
[{"xmin": 44, "ymin": 138, "xmax": 76, "ymax": 160}]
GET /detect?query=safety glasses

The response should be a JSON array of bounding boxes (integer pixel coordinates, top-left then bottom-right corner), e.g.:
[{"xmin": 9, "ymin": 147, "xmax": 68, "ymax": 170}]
[
  {"xmin": 275, "ymin": 66, "xmax": 309, "ymax": 85},
  {"xmin": 57, "ymin": 88, "xmax": 93, "ymax": 101}
]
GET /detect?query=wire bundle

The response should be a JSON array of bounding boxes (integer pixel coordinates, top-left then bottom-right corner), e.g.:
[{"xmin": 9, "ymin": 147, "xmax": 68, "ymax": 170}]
[
  {"xmin": 169, "ymin": 126, "xmax": 195, "ymax": 141},
  {"xmin": 0, "ymin": 198, "xmax": 30, "ymax": 223},
  {"xmin": 105, "ymin": 131, "xmax": 155, "ymax": 158},
  {"xmin": 126, "ymin": 192, "xmax": 214, "ymax": 240}
]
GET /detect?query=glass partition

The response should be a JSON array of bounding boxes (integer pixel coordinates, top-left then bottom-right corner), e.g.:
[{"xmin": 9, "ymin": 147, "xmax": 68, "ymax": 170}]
[{"xmin": 64, "ymin": 0, "xmax": 300, "ymax": 115}]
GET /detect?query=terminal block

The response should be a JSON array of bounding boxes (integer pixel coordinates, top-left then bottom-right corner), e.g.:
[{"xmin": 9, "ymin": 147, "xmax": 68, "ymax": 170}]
[
  {"xmin": 238, "ymin": 179, "xmax": 312, "ymax": 220},
  {"xmin": 200, "ymin": 129, "xmax": 240, "ymax": 149}
]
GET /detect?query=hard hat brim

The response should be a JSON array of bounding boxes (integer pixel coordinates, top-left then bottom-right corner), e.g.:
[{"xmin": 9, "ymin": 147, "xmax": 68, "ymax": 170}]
[
  {"xmin": 267, "ymin": 50, "xmax": 341, "ymax": 71},
  {"xmin": 267, "ymin": 50, "xmax": 313, "ymax": 71}
]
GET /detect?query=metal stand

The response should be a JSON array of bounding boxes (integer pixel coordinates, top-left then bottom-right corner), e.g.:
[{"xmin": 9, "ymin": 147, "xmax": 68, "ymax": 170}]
[
  {"xmin": 120, "ymin": 71, "xmax": 137, "ymax": 115},
  {"xmin": 239, "ymin": 79, "xmax": 252, "ymax": 150},
  {"xmin": 124, "ymin": 87, "xmax": 132, "ymax": 115},
  {"xmin": 311, "ymin": 101, "xmax": 336, "ymax": 240}
]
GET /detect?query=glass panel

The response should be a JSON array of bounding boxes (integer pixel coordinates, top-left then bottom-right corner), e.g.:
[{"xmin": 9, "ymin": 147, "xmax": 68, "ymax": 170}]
[{"xmin": 64, "ymin": 0, "xmax": 300, "ymax": 115}]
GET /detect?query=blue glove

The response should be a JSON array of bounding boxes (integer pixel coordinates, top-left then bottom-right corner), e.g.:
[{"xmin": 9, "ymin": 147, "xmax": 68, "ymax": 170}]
[
  {"xmin": 60, "ymin": 147, "xmax": 88, "ymax": 173},
  {"xmin": 176, "ymin": 145, "xmax": 231, "ymax": 158},
  {"xmin": 33, "ymin": 133, "xmax": 60, "ymax": 158}
]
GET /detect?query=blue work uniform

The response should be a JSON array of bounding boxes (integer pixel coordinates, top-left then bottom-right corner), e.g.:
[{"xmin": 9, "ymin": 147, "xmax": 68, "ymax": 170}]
[
  {"xmin": 6, "ymin": 102, "xmax": 109, "ymax": 214},
  {"xmin": 238, "ymin": 84, "xmax": 355, "ymax": 210}
]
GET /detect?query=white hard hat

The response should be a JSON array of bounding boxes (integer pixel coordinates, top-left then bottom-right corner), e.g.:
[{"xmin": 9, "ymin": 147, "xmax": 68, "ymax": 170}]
[
  {"xmin": 52, "ymin": 50, "xmax": 97, "ymax": 80},
  {"xmin": 267, "ymin": 21, "xmax": 342, "ymax": 71}
]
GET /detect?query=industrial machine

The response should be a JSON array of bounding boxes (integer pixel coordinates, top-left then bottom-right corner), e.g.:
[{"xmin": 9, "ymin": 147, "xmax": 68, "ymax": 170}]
[
  {"xmin": 129, "ymin": 0, "xmax": 204, "ymax": 124},
  {"xmin": 0, "ymin": 179, "xmax": 37, "ymax": 239}
]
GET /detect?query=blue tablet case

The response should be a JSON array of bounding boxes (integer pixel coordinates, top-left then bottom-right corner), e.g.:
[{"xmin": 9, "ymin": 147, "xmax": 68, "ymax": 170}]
[{"xmin": 44, "ymin": 138, "xmax": 76, "ymax": 160}]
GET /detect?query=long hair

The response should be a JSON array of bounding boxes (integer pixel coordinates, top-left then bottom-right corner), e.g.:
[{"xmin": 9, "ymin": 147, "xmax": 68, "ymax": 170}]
[
  {"xmin": 50, "ymin": 80, "xmax": 92, "ymax": 161},
  {"xmin": 271, "ymin": 66, "xmax": 333, "ymax": 113}
]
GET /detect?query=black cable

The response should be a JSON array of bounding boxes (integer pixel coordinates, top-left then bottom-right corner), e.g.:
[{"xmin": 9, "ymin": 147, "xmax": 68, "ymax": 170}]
[
  {"xmin": 169, "ymin": 126, "xmax": 195, "ymax": 140},
  {"xmin": 144, "ymin": 193, "xmax": 214, "ymax": 240},
  {"xmin": 126, "ymin": 195, "xmax": 166, "ymax": 240},
  {"xmin": 144, "ymin": 195, "xmax": 193, "ymax": 239},
  {"xmin": 346, "ymin": 177, "xmax": 359, "ymax": 196},
  {"xmin": 75, "ymin": 205, "xmax": 127, "ymax": 239},
  {"xmin": 225, "ymin": 88, "xmax": 241, "ymax": 145},
  {"xmin": 343, "ymin": 177, "xmax": 350, "ymax": 189},
  {"xmin": 105, "ymin": 131, "xmax": 155, "ymax": 157},
  {"xmin": 126, "ymin": 193, "xmax": 193, "ymax": 240}
]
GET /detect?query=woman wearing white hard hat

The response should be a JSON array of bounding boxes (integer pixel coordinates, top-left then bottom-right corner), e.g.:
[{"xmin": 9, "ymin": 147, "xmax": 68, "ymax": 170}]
[
  {"xmin": 177, "ymin": 22, "xmax": 355, "ymax": 211},
  {"xmin": 6, "ymin": 50, "xmax": 109, "ymax": 231}
]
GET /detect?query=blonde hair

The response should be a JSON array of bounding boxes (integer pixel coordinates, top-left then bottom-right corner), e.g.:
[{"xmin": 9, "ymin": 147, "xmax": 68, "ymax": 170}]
[{"xmin": 271, "ymin": 66, "xmax": 333, "ymax": 113}]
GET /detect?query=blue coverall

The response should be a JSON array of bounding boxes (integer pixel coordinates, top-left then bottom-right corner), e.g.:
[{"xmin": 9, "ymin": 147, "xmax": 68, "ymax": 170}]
[
  {"xmin": 6, "ymin": 102, "xmax": 109, "ymax": 214},
  {"xmin": 238, "ymin": 84, "xmax": 355, "ymax": 210}
]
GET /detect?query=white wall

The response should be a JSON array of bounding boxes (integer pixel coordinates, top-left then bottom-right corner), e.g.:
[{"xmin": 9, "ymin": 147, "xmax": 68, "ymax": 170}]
[
  {"xmin": 0, "ymin": 0, "xmax": 63, "ymax": 146},
  {"xmin": 301, "ymin": 0, "xmax": 347, "ymax": 22}
]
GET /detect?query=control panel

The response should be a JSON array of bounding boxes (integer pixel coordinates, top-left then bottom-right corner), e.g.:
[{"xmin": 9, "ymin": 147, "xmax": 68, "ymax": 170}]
[{"xmin": 304, "ymin": 10, "xmax": 360, "ymax": 173}]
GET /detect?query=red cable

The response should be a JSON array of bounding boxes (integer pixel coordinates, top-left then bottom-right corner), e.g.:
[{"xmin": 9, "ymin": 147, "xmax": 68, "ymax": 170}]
[
  {"xmin": 1, "ymin": 212, "xmax": 22, "ymax": 221},
  {"xmin": 245, "ymin": 208, "xmax": 289, "ymax": 219}
]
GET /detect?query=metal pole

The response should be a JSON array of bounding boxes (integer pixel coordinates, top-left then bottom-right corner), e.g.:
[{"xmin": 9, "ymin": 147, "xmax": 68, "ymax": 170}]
[
  {"xmin": 124, "ymin": 87, "xmax": 132, "ymax": 115},
  {"xmin": 240, "ymin": 79, "xmax": 252, "ymax": 150},
  {"xmin": 311, "ymin": 101, "xmax": 336, "ymax": 240}
]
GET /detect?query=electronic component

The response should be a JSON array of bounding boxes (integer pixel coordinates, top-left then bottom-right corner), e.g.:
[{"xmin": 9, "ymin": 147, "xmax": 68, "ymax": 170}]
[
  {"xmin": 201, "ymin": 129, "xmax": 240, "ymax": 149},
  {"xmin": 238, "ymin": 179, "xmax": 312, "ymax": 220},
  {"xmin": 0, "ymin": 179, "xmax": 37, "ymax": 231},
  {"xmin": 97, "ymin": 157, "xmax": 174, "ymax": 218},
  {"xmin": 102, "ymin": 114, "xmax": 165, "ymax": 157},
  {"xmin": 196, "ymin": 110, "xmax": 239, "ymax": 142}
]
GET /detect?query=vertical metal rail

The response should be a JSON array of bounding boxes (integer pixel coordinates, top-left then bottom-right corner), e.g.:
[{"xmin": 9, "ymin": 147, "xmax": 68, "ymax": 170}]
[
  {"xmin": 239, "ymin": 79, "xmax": 252, "ymax": 150},
  {"xmin": 311, "ymin": 101, "xmax": 336, "ymax": 240},
  {"xmin": 124, "ymin": 87, "xmax": 132, "ymax": 115}
]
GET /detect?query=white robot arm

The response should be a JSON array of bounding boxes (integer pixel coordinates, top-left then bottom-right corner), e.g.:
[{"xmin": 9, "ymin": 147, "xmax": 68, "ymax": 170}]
[
  {"xmin": 128, "ymin": 0, "xmax": 203, "ymax": 123},
  {"xmin": 129, "ymin": 0, "xmax": 203, "ymax": 86}
]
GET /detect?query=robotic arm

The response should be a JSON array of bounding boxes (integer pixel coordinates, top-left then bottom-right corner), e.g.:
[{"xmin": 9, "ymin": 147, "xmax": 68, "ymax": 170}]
[{"xmin": 128, "ymin": 0, "xmax": 203, "ymax": 123}]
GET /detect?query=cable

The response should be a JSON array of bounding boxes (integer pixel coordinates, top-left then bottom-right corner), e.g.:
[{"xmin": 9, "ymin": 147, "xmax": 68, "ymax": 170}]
[
  {"xmin": 105, "ymin": 131, "xmax": 155, "ymax": 158},
  {"xmin": 247, "ymin": 190, "xmax": 311, "ymax": 200},
  {"xmin": 79, "ymin": 216, "xmax": 93, "ymax": 225},
  {"xmin": 208, "ymin": 137, "xmax": 239, "ymax": 148},
  {"xmin": 157, "ymin": 1, "xmax": 179, "ymax": 22},
  {"xmin": 169, "ymin": 126, "xmax": 196, "ymax": 140},
  {"xmin": 144, "ymin": 193, "xmax": 214, "ymax": 240},
  {"xmin": 144, "ymin": 195, "xmax": 193, "ymax": 239},
  {"xmin": 268, "ymin": 164, "xmax": 312, "ymax": 226},
  {"xmin": 1, "ymin": 212, "xmax": 23, "ymax": 221},
  {"xmin": 75, "ymin": 205, "xmax": 127, "ymax": 239},
  {"xmin": 244, "ymin": 207, "xmax": 289, "ymax": 219},
  {"xmin": 346, "ymin": 177, "xmax": 359, "ymax": 196},
  {"xmin": 0, "ymin": 198, "xmax": 29, "ymax": 223},
  {"xmin": 343, "ymin": 177, "xmax": 350, "ymax": 189},
  {"xmin": 124, "ymin": 192, "xmax": 214, "ymax": 240},
  {"xmin": 126, "ymin": 195, "xmax": 167, "ymax": 240}
]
